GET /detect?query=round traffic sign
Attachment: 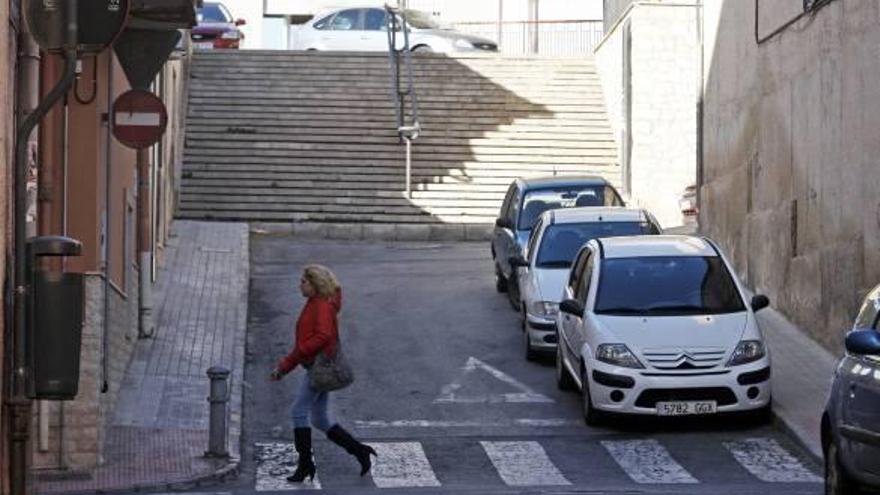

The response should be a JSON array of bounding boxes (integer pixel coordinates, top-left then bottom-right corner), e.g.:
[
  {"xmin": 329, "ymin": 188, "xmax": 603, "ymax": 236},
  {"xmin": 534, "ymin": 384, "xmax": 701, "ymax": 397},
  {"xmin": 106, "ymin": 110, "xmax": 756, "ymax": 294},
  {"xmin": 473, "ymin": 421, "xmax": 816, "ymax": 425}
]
[
  {"xmin": 112, "ymin": 90, "xmax": 168, "ymax": 150},
  {"xmin": 24, "ymin": 0, "xmax": 131, "ymax": 54}
]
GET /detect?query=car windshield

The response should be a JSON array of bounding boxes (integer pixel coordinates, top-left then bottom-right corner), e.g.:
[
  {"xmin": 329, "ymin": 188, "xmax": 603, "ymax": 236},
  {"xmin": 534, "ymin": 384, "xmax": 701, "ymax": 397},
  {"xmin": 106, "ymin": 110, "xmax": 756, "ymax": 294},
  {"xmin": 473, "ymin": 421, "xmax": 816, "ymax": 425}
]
[
  {"xmin": 197, "ymin": 4, "xmax": 229, "ymax": 23},
  {"xmin": 595, "ymin": 256, "xmax": 746, "ymax": 316},
  {"xmin": 404, "ymin": 9, "xmax": 441, "ymax": 29},
  {"xmin": 536, "ymin": 222, "xmax": 652, "ymax": 268},
  {"xmin": 518, "ymin": 186, "xmax": 624, "ymax": 230}
]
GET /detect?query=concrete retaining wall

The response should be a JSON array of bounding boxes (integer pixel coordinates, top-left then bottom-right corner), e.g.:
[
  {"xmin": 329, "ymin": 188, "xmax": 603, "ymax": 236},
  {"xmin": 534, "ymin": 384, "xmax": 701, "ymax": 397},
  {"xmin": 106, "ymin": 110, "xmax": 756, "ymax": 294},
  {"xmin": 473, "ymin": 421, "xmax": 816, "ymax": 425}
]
[{"xmin": 701, "ymin": 0, "xmax": 880, "ymax": 353}]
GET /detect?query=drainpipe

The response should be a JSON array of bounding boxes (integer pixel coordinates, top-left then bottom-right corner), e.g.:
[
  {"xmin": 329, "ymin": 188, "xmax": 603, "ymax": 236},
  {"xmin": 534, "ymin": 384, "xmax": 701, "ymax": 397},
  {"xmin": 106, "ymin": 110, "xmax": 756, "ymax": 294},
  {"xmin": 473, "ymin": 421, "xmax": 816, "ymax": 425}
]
[
  {"xmin": 10, "ymin": 1, "xmax": 78, "ymax": 493},
  {"xmin": 102, "ymin": 50, "xmax": 113, "ymax": 395},
  {"xmin": 696, "ymin": 0, "xmax": 704, "ymax": 232}
]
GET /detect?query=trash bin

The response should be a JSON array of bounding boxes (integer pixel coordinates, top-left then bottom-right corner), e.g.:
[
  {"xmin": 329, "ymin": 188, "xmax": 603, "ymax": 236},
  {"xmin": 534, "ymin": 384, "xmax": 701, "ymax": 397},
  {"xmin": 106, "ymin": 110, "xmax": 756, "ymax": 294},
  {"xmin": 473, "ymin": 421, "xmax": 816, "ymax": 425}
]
[{"xmin": 26, "ymin": 236, "xmax": 84, "ymax": 400}]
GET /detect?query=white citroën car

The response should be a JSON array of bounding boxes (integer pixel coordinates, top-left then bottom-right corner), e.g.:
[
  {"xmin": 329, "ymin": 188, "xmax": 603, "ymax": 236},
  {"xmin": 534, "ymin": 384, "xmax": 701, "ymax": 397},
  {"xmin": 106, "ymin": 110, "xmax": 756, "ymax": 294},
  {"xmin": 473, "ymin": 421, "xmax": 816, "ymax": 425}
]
[{"xmin": 555, "ymin": 235, "xmax": 772, "ymax": 425}]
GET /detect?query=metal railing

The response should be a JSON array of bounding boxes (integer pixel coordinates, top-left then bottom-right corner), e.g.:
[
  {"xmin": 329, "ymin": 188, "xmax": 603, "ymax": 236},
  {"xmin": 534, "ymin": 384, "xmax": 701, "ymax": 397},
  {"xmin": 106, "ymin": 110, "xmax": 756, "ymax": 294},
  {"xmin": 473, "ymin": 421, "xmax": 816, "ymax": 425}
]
[
  {"xmin": 385, "ymin": 4, "xmax": 421, "ymax": 198},
  {"xmin": 453, "ymin": 19, "xmax": 605, "ymax": 56}
]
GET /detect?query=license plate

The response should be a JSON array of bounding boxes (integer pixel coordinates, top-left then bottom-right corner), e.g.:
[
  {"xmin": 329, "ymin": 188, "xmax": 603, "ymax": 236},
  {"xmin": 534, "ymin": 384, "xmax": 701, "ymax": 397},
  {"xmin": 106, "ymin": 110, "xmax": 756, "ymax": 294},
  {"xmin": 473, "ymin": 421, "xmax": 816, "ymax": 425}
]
[
  {"xmin": 194, "ymin": 41, "xmax": 214, "ymax": 50},
  {"xmin": 656, "ymin": 400, "xmax": 717, "ymax": 416}
]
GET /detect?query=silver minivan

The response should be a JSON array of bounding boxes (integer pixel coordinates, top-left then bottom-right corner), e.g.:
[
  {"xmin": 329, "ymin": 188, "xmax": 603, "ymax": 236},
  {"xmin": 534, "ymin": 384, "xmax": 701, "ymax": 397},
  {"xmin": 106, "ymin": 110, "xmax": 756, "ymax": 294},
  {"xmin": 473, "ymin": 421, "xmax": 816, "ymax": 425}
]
[{"xmin": 823, "ymin": 283, "xmax": 880, "ymax": 494}]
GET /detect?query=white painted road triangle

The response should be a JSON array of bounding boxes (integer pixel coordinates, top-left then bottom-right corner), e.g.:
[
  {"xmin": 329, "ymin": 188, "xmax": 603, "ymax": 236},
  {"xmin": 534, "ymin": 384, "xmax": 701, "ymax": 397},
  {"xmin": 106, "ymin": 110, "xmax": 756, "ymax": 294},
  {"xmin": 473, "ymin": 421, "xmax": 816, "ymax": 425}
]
[
  {"xmin": 434, "ymin": 357, "xmax": 553, "ymax": 403},
  {"xmin": 371, "ymin": 442, "xmax": 441, "ymax": 488},
  {"xmin": 254, "ymin": 442, "xmax": 322, "ymax": 491},
  {"xmin": 724, "ymin": 438, "xmax": 822, "ymax": 482},
  {"xmin": 602, "ymin": 439, "xmax": 699, "ymax": 484},
  {"xmin": 481, "ymin": 441, "xmax": 571, "ymax": 486}
]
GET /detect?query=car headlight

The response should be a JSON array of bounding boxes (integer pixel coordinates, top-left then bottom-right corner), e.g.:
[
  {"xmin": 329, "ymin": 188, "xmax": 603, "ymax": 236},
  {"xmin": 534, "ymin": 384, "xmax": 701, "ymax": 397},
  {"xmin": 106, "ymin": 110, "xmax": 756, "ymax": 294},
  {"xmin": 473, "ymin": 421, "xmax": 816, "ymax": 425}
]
[
  {"xmin": 221, "ymin": 31, "xmax": 241, "ymax": 40},
  {"xmin": 596, "ymin": 344, "xmax": 644, "ymax": 369},
  {"xmin": 529, "ymin": 301, "xmax": 558, "ymax": 319},
  {"xmin": 454, "ymin": 38, "xmax": 474, "ymax": 49},
  {"xmin": 727, "ymin": 340, "xmax": 766, "ymax": 366}
]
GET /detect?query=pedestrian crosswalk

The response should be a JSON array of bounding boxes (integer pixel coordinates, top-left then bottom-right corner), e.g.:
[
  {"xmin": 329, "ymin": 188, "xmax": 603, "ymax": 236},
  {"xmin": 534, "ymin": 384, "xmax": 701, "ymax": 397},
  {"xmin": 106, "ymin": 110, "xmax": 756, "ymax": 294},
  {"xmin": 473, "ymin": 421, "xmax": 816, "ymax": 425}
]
[{"xmin": 253, "ymin": 436, "xmax": 821, "ymax": 492}]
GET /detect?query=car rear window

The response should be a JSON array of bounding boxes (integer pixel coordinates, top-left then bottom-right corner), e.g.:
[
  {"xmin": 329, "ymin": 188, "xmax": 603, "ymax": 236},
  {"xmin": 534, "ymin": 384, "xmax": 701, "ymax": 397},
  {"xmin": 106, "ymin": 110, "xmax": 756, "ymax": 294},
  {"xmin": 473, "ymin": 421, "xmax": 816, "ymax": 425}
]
[
  {"xmin": 595, "ymin": 256, "xmax": 746, "ymax": 316},
  {"xmin": 536, "ymin": 222, "xmax": 653, "ymax": 268},
  {"xmin": 518, "ymin": 186, "xmax": 624, "ymax": 230},
  {"xmin": 197, "ymin": 4, "xmax": 230, "ymax": 23}
]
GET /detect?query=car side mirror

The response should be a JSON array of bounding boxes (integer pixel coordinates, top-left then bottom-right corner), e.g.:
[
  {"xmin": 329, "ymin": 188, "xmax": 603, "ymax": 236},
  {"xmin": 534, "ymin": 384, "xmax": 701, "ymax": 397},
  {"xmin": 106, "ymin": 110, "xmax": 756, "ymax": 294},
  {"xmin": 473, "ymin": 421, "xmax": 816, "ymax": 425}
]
[
  {"xmin": 509, "ymin": 255, "xmax": 528, "ymax": 268},
  {"xmin": 495, "ymin": 217, "xmax": 512, "ymax": 230},
  {"xmin": 559, "ymin": 299, "xmax": 584, "ymax": 317},
  {"xmin": 235, "ymin": 18, "xmax": 246, "ymax": 26},
  {"xmin": 845, "ymin": 329, "xmax": 880, "ymax": 356},
  {"xmin": 750, "ymin": 294, "xmax": 770, "ymax": 312}
]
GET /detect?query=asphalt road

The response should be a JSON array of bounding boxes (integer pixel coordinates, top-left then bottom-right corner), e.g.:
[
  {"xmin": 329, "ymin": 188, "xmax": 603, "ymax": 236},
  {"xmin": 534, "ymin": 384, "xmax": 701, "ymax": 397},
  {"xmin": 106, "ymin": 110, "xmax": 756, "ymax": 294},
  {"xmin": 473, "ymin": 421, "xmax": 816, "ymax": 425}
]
[{"xmin": 220, "ymin": 236, "xmax": 823, "ymax": 495}]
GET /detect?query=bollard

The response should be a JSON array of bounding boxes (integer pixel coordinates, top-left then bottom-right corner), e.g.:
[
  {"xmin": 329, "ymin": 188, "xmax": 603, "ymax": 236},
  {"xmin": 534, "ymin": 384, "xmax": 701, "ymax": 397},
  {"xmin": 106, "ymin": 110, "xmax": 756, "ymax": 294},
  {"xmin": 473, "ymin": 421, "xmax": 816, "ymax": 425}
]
[{"xmin": 205, "ymin": 366, "xmax": 231, "ymax": 458}]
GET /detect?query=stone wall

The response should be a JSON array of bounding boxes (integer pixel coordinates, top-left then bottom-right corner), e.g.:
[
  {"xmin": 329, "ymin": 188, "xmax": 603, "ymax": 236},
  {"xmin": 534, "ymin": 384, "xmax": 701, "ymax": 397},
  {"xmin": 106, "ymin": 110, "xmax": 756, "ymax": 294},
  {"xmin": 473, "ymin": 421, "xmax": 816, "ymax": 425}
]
[
  {"xmin": 594, "ymin": 1, "xmax": 700, "ymax": 227},
  {"xmin": 32, "ymin": 270, "xmax": 139, "ymax": 471},
  {"xmin": 701, "ymin": 0, "xmax": 880, "ymax": 353}
]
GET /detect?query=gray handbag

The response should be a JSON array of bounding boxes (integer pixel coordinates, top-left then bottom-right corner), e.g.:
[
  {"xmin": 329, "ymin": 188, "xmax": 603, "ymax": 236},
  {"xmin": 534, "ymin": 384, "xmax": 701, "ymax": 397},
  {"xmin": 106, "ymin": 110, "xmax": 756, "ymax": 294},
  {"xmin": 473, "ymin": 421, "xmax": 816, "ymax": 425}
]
[{"xmin": 309, "ymin": 345, "xmax": 354, "ymax": 392}]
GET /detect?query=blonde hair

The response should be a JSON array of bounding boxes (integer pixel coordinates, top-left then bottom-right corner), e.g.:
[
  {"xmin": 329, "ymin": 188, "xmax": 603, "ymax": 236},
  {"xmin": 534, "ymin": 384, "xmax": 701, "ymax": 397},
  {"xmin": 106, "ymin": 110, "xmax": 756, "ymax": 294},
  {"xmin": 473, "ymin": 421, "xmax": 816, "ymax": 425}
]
[{"xmin": 302, "ymin": 264, "xmax": 340, "ymax": 298}]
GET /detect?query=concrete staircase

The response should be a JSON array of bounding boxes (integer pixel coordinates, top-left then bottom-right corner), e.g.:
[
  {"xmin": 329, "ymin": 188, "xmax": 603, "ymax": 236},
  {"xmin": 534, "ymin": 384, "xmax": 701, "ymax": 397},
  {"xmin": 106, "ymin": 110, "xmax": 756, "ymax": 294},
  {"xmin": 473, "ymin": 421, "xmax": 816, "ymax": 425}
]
[{"xmin": 180, "ymin": 50, "xmax": 619, "ymax": 226}]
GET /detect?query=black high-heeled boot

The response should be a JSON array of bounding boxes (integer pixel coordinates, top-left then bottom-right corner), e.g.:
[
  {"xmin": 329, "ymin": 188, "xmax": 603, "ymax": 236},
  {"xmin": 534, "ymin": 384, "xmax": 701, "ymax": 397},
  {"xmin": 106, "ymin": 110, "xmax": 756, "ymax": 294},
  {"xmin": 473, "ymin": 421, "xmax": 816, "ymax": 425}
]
[
  {"xmin": 326, "ymin": 424, "xmax": 377, "ymax": 476},
  {"xmin": 287, "ymin": 427, "xmax": 316, "ymax": 482}
]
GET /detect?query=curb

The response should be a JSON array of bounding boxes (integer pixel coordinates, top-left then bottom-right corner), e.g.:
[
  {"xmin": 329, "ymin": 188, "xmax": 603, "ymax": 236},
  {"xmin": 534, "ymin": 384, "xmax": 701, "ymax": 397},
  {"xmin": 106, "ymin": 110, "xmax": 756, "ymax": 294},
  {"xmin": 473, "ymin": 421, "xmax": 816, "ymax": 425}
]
[
  {"xmin": 250, "ymin": 221, "xmax": 493, "ymax": 242},
  {"xmin": 41, "ymin": 459, "xmax": 240, "ymax": 495},
  {"xmin": 771, "ymin": 402, "xmax": 824, "ymax": 465}
]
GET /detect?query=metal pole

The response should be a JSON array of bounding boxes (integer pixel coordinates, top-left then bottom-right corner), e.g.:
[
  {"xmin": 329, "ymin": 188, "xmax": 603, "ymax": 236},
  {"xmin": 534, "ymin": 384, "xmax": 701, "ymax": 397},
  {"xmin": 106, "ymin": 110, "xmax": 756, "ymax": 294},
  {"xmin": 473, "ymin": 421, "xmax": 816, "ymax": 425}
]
[
  {"xmin": 137, "ymin": 149, "xmax": 153, "ymax": 338},
  {"xmin": 404, "ymin": 136, "xmax": 411, "ymax": 198},
  {"xmin": 205, "ymin": 366, "xmax": 231, "ymax": 458},
  {"xmin": 497, "ymin": 0, "xmax": 503, "ymax": 50},
  {"xmin": 10, "ymin": 2, "xmax": 78, "ymax": 493}
]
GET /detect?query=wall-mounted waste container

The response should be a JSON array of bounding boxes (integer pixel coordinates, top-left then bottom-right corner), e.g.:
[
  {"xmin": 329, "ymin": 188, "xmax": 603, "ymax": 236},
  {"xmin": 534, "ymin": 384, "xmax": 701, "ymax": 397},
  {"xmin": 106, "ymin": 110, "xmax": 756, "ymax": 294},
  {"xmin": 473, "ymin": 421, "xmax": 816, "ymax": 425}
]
[{"xmin": 26, "ymin": 236, "xmax": 84, "ymax": 400}]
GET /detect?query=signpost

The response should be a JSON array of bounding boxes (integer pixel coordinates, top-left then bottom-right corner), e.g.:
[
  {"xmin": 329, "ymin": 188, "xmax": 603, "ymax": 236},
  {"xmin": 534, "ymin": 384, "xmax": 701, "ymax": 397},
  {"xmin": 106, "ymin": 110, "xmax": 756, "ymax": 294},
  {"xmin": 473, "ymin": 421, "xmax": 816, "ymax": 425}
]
[{"xmin": 112, "ymin": 90, "xmax": 168, "ymax": 149}]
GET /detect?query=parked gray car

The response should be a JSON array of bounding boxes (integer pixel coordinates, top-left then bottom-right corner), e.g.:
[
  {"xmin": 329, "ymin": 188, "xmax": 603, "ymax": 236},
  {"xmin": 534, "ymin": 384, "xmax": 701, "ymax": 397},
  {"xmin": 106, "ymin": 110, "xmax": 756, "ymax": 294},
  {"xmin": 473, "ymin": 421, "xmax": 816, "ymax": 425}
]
[
  {"xmin": 491, "ymin": 175, "xmax": 625, "ymax": 310},
  {"xmin": 822, "ymin": 283, "xmax": 880, "ymax": 494}
]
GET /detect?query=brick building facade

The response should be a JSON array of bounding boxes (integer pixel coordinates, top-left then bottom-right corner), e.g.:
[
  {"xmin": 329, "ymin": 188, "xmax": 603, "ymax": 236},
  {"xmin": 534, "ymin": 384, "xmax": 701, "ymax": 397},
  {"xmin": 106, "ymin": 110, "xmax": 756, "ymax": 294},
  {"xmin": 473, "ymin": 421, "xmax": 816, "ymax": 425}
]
[{"xmin": 3, "ymin": 1, "xmax": 196, "ymax": 489}]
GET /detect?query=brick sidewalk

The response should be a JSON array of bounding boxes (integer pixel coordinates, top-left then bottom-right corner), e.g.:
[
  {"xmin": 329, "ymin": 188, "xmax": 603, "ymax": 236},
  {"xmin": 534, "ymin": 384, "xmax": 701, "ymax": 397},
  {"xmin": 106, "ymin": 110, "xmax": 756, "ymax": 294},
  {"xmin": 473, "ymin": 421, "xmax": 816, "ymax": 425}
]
[{"xmin": 36, "ymin": 221, "xmax": 249, "ymax": 494}]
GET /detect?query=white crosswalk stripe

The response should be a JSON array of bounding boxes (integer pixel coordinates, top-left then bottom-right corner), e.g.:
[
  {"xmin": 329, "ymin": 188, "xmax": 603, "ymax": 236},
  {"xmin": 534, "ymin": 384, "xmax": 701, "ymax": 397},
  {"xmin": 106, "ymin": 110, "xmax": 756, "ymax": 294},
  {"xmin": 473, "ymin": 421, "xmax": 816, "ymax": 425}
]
[
  {"xmin": 252, "ymin": 436, "xmax": 821, "ymax": 490},
  {"xmin": 601, "ymin": 439, "xmax": 699, "ymax": 484},
  {"xmin": 370, "ymin": 442, "xmax": 442, "ymax": 488},
  {"xmin": 480, "ymin": 441, "xmax": 571, "ymax": 487},
  {"xmin": 724, "ymin": 438, "xmax": 823, "ymax": 483},
  {"xmin": 254, "ymin": 442, "xmax": 322, "ymax": 491}
]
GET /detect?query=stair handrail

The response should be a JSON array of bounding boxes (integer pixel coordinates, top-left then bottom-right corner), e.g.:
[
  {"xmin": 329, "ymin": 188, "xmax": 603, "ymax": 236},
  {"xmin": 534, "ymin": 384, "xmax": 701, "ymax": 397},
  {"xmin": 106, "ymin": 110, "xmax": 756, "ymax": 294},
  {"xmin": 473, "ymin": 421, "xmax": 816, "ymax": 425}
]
[{"xmin": 385, "ymin": 4, "xmax": 421, "ymax": 198}]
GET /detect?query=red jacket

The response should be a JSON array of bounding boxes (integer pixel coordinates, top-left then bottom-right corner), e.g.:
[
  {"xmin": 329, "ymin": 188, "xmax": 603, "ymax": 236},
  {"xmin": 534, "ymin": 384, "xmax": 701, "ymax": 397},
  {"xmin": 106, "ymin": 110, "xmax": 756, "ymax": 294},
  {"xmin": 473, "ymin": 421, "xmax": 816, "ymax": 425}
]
[{"xmin": 277, "ymin": 289, "xmax": 341, "ymax": 375}]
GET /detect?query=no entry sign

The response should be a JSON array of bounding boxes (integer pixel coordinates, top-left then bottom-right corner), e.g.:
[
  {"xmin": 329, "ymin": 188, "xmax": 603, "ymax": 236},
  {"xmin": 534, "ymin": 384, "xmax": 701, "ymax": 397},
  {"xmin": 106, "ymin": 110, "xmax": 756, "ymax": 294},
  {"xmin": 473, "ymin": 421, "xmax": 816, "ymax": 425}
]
[{"xmin": 112, "ymin": 90, "xmax": 168, "ymax": 149}]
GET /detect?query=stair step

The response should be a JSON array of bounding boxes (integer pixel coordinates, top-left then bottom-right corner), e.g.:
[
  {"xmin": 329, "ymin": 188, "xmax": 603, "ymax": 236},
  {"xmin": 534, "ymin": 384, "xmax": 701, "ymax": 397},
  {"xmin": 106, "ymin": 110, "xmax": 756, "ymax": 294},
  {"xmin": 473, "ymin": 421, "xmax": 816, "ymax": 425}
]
[{"xmin": 181, "ymin": 52, "xmax": 618, "ymax": 223}]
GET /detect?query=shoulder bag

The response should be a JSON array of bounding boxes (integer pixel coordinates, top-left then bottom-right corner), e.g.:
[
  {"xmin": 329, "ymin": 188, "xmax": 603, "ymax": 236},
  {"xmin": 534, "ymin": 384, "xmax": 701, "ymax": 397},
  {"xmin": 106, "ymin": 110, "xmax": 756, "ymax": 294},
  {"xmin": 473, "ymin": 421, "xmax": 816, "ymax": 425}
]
[{"xmin": 309, "ymin": 345, "xmax": 354, "ymax": 392}]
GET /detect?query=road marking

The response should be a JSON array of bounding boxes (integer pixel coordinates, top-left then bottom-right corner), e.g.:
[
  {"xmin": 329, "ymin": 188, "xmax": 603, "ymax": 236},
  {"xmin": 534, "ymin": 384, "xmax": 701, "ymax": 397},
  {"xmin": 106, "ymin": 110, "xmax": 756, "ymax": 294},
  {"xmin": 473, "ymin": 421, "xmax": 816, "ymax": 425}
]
[
  {"xmin": 354, "ymin": 418, "xmax": 580, "ymax": 428},
  {"xmin": 481, "ymin": 441, "xmax": 571, "ymax": 486},
  {"xmin": 434, "ymin": 357, "xmax": 554, "ymax": 404},
  {"xmin": 254, "ymin": 442, "xmax": 322, "ymax": 491},
  {"xmin": 724, "ymin": 438, "xmax": 822, "ymax": 483},
  {"xmin": 371, "ymin": 442, "xmax": 441, "ymax": 488},
  {"xmin": 601, "ymin": 439, "xmax": 698, "ymax": 484}
]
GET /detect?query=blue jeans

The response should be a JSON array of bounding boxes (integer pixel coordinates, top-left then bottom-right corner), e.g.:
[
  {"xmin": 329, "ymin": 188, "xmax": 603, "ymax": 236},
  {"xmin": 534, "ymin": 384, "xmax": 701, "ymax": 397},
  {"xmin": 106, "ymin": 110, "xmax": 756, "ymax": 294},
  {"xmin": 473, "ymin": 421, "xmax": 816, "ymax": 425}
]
[{"xmin": 290, "ymin": 371, "xmax": 335, "ymax": 431}]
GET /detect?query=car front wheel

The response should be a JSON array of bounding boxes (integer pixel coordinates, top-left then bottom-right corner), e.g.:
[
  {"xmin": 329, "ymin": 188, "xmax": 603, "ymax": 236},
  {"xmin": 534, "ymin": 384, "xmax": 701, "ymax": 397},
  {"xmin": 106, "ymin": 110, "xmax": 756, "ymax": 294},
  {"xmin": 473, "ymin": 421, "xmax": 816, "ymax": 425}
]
[
  {"xmin": 581, "ymin": 368, "xmax": 605, "ymax": 426},
  {"xmin": 555, "ymin": 342, "xmax": 576, "ymax": 391},
  {"xmin": 522, "ymin": 310, "xmax": 537, "ymax": 362},
  {"xmin": 825, "ymin": 442, "xmax": 858, "ymax": 495},
  {"xmin": 494, "ymin": 263, "xmax": 507, "ymax": 293}
]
